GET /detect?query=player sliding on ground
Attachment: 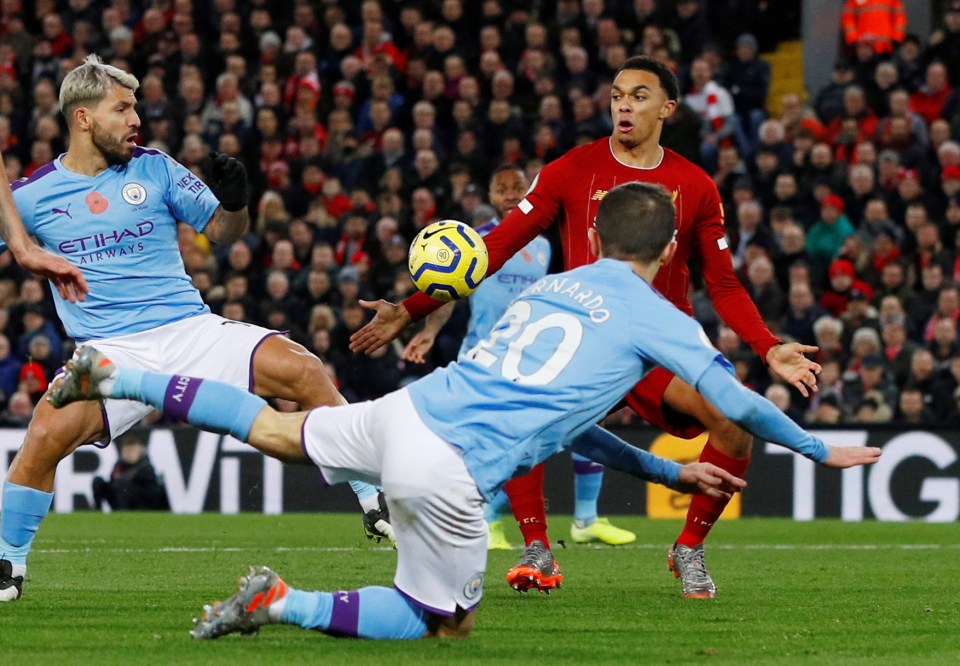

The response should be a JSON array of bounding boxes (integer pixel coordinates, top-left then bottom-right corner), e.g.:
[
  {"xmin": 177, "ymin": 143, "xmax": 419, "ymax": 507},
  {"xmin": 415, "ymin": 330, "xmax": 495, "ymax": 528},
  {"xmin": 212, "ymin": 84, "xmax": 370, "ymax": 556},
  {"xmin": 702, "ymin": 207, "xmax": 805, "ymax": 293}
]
[
  {"xmin": 49, "ymin": 183, "xmax": 880, "ymax": 640},
  {"xmin": 351, "ymin": 55, "xmax": 823, "ymax": 599}
]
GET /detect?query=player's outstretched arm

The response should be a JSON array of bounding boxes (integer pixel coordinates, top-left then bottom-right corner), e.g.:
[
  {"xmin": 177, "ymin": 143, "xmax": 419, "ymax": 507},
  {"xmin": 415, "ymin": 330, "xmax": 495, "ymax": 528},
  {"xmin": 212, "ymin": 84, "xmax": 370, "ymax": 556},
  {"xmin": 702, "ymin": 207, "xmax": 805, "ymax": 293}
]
[
  {"xmin": 570, "ymin": 425, "xmax": 746, "ymax": 499},
  {"xmin": 766, "ymin": 342, "xmax": 821, "ymax": 398},
  {"xmin": 695, "ymin": 363, "xmax": 881, "ymax": 466},
  {"xmin": 0, "ymin": 157, "xmax": 87, "ymax": 302},
  {"xmin": 202, "ymin": 151, "xmax": 250, "ymax": 244},
  {"xmin": 350, "ymin": 300, "xmax": 413, "ymax": 355},
  {"xmin": 402, "ymin": 302, "xmax": 456, "ymax": 363}
]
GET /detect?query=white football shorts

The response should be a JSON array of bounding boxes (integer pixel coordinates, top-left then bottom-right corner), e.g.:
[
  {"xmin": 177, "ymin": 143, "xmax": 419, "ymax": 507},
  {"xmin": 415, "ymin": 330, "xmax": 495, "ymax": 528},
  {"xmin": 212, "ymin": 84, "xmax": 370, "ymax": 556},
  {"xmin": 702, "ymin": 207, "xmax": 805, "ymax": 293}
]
[
  {"xmin": 74, "ymin": 313, "xmax": 280, "ymax": 444},
  {"xmin": 302, "ymin": 388, "xmax": 488, "ymax": 616}
]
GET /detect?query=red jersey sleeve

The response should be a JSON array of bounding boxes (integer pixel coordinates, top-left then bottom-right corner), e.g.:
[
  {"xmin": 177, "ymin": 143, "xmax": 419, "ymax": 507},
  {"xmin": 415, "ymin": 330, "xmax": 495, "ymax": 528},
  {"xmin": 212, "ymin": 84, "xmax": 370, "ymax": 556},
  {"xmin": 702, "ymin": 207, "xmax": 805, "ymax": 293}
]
[
  {"xmin": 402, "ymin": 166, "xmax": 561, "ymax": 320},
  {"xmin": 694, "ymin": 177, "xmax": 781, "ymax": 360}
]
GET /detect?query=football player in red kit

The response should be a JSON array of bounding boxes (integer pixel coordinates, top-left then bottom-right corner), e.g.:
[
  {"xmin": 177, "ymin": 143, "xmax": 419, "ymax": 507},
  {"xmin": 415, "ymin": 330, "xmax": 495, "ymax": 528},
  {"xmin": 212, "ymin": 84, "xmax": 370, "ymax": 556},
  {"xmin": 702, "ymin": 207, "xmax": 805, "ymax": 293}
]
[{"xmin": 350, "ymin": 56, "xmax": 820, "ymax": 599}]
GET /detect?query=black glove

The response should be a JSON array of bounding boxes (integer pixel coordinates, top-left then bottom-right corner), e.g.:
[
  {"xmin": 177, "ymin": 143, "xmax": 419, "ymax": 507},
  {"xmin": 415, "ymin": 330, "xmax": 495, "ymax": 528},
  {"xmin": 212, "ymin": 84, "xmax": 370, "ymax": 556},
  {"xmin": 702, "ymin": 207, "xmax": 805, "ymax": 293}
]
[{"xmin": 206, "ymin": 151, "xmax": 248, "ymax": 212}]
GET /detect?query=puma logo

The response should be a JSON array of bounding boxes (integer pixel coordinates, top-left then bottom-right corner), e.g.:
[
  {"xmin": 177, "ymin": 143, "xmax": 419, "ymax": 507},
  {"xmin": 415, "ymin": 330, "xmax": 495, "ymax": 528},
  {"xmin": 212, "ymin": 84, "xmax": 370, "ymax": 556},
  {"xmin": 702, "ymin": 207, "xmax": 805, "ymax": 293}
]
[{"xmin": 52, "ymin": 204, "xmax": 72, "ymax": 219}]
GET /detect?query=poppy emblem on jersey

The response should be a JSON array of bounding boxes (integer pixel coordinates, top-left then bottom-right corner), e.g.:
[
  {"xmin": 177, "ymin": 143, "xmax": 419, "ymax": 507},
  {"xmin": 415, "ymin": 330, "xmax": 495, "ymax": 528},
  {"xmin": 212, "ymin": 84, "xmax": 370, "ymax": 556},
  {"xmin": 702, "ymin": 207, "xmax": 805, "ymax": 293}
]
[
  {"xmin": 121, "ymin": 183, "xmax": 147, "ymax": 206},
  {"xmin": 86, "ymin": 191, "xmax": 109, "ymax": 214},
  {"xmin": 462, "ymin": 572, "xmax": 484, "ymax": 601}
]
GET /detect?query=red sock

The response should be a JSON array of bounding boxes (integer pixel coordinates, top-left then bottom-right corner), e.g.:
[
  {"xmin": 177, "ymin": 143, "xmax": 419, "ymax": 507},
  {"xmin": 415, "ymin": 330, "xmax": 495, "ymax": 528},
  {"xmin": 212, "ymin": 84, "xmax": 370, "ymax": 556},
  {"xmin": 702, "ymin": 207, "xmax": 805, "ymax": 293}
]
[
  {"xmin": 504, "ymin": 463, "xmax": 550, "ymax": 549},
  {"xmin": 676, "ymin": 441, "xmax": 750, "ymax": 548}
]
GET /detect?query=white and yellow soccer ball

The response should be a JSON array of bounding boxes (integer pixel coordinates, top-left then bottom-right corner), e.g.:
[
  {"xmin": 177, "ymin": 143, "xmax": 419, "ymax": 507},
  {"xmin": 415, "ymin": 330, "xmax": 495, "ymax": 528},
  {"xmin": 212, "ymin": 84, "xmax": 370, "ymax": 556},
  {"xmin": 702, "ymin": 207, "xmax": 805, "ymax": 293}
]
[{"xmin": 408, "ymin": 220, "xmax": 489, "ymax": 301}]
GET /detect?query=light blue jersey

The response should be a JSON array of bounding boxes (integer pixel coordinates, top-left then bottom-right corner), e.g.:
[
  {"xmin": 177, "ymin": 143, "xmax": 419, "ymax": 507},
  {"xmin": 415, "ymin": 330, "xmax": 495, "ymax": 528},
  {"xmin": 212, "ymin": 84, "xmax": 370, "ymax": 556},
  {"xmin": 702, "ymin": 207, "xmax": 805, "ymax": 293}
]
[
  {"xmin": 458, "ymin": 220, "xmax": 550, "ymax": 357},
  {"xmin": 407, "ymin": 259, "xmax": 730, "ymax": 500},
  {"xmin": 8, "ymin": 148, "xmax": 220, "ymax": 342}
]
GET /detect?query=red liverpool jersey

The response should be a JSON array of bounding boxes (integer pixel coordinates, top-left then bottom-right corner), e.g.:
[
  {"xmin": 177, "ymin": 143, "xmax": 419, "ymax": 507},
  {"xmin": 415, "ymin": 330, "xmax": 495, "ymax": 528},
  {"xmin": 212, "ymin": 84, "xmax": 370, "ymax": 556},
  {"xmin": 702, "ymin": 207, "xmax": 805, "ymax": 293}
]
[{"xmin": 404, "ymin": 139, "xmax": 779, "ymax": 359}]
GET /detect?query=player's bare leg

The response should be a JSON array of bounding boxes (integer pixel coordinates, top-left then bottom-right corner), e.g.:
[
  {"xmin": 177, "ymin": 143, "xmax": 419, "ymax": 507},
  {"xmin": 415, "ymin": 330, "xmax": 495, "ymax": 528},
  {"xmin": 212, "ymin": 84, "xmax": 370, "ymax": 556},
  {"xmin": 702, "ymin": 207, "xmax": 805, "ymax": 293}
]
[
  {"xmin": 1, "ymin": 392, "xmax": 106, "ymax": 600},
  {"xmin": 428, "ymin": 607, "xmax": 476, "ymax": 638},
  {"xmin": 662, "ymin": 376, "xmax": 753, "ymax": 598},
  {"xmin": 251, "ymin": 335, "xmax": 346, "ymax": 409}
]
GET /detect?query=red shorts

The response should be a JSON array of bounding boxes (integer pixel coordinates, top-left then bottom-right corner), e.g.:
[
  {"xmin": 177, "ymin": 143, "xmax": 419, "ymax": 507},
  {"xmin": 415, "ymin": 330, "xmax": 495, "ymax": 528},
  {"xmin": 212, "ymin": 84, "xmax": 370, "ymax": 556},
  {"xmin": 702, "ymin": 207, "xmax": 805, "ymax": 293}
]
[{"xmin": 622, "ymin": 366, "xmax": 706, "ymax": 439}]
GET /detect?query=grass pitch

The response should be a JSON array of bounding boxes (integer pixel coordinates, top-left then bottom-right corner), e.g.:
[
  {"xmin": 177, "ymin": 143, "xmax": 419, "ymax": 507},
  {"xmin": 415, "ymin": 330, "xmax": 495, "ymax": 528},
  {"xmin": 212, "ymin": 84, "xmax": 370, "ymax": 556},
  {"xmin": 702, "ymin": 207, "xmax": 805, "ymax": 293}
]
[{"xmin": 1, "ymin": 514, "xmax": 957, "ymax": 665}]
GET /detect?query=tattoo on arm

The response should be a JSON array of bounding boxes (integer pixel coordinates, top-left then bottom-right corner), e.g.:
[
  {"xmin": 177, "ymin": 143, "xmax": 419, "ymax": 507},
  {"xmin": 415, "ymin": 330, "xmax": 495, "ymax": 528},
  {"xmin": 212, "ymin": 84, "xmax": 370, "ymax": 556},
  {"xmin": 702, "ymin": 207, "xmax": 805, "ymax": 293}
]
[{"xmin": 206, "ymin": 206, "xmax": 249, "ymax": 245}]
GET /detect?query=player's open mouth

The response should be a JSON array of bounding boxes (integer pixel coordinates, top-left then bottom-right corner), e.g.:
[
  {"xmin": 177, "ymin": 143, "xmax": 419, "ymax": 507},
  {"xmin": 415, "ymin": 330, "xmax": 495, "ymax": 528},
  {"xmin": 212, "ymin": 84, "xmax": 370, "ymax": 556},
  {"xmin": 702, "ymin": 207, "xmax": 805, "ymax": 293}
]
[
  {"xmin": 617, "ymin": 120, "xmax": 633, "ymax": 132},
  {"xmin": 124, "ymin": 135, "xmax": 139, "ymax": 148}
]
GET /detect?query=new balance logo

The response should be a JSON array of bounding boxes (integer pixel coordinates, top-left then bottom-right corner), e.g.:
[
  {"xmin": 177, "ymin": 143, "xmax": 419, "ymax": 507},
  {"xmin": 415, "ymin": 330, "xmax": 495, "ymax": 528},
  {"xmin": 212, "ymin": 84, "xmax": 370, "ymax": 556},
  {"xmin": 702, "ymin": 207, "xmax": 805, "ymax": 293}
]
[
  {"xmin": 52, "ymin": 204, "xmax": 72, "ymax": 219},
  {"xmin": 591, "ymin": 189, "xmax": 607, "ymax": 200}
]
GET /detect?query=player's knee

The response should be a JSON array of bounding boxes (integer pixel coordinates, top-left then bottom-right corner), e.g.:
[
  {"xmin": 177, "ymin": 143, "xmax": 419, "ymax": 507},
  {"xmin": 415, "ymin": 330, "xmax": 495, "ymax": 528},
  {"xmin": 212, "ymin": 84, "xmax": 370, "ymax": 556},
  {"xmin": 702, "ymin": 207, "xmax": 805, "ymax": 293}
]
[{"xmin": 24, "ymin": 415, "xmax": 78, "ymax": 458}]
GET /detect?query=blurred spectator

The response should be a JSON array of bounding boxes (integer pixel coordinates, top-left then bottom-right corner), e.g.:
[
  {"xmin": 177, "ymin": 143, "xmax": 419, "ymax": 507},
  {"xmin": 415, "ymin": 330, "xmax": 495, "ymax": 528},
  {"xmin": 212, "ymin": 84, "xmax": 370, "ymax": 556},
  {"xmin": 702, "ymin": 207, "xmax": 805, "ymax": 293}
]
[
  {"xmin": 813, "ymin": 315, "xmax": 847, "ymax": 366},
  {"xmin": 722, "ymin": 34, "xmax": 770, "ymax": 150},
  {"xmin": 821, "ymin": 259, "xmax": 873, "ymax": 318},
  {"xmin": 853, "ymin": 391, "xmax": 894, "ymax": 423},
  {"xmin": 842, "ymin": 352, "xmax": 898, "ymax": 416},
  {"xmin": 841, "ymin": 0, "xmax": 906, "ymax": 56},
  {"xmin": 807, "ymin": 392, "xmax": 845, "ymax": 424},
  {"xmin": 764, "ymin": 383, "xmax": 804, "ymax": 423},
  {"xmin": 18, "ymin": 359, "xmax": 47, "ymax": 404},
  {"xmin": 806, "ymin": 195, "xmax": 855, "ymax": 276},
  {"xmin": 92, "ymin": 431, "xmax": 169, "ymax": 512},
  {"xmin": 0, "ymin": 390, "xmax": 33, "ymax": 427},
  {"xmin": 685, "ymin": 56, "xmax": 737, "ymax": 171},
  {"xmin": 895, "ymin": 386, "xmax": 935, "ymax": 423},
  {"xmin": 815, "ymin": 60, "xmax": 857, "ymax": 124},
  {"xmin": 745, "ymin": 255, "xmax": 783, "ymax": 323},
  {"xmin": 668, "ymin": 0, "xmax": 712, "ymax": 65},
  {"xmin": 909, "ymin": 61, "xmax": 956, "ymax": 126},
  {"xmin": 0, "ymin": 333, "xmax": 21, "ymax": 403},
  {"xmin": 781, "ymin": 282, "xmax": 825, "ymax": 347}
]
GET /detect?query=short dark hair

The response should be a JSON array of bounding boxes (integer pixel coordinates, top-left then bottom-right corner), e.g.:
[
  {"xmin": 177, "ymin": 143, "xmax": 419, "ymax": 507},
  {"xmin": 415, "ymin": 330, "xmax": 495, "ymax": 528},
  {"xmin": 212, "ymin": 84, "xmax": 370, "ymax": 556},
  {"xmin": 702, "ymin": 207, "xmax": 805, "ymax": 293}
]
[
  {"xmin": 615, "ymin": 56, "xmax": 679, "ymax": 101},
  {"xmin": 489, "ymin": 163, "xmax": 525, "ymax": 183},
  {"xmin": 595, "ymin": 182, "xmax": 676, "ymax": 262}
]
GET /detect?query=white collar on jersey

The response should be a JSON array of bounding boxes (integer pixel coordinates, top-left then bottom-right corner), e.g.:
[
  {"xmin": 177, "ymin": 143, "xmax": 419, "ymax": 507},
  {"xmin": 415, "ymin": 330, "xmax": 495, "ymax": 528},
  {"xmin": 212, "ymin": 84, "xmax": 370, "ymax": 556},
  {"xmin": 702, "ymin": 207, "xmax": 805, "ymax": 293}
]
[{"xmin": 607, "ymin": 139, "xmax": 665, "ymax": 170}]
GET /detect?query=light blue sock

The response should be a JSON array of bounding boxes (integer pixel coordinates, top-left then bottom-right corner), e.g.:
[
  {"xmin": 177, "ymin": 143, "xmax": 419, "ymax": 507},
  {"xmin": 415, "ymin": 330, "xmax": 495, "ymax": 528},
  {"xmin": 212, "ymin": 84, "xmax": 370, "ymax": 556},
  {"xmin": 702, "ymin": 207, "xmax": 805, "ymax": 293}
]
[
  {"xmin": 572, "ymin": 452, "xmax": 604, "ymax": 526},
  {"xmin": 0, "ymin": 482, "xmax": 54, "ymax": 567},
  {"xmin": 110, "ymin": 368, "xmax": 265, "ymax": 440},
  {"xmin": 349, "ymin": 481, "xmax": 378, "ymax": 501},
  {"xmin": 483, "ymin": 488, "xmax": 508, "ymax": 523},
  {"xmin": 281, "ymin": 586, "xmax": 429, "ymax": 639}
]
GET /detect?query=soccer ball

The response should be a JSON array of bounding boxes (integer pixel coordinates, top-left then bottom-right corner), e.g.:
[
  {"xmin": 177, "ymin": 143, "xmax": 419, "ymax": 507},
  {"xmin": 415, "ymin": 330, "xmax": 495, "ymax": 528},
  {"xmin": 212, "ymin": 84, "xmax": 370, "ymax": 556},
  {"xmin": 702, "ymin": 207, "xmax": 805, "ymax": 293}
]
[{"xmin": 408, "ymin": 220, "xmax": 489, "ymax": 301}]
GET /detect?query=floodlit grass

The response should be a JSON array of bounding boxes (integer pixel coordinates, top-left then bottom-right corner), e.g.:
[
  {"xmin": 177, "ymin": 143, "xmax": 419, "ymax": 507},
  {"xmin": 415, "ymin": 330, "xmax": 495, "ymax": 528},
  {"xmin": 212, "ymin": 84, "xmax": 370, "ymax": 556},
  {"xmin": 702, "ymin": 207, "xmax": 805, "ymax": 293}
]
[{"xmin": 1, "ymin": 513, "xmax": 958, "ymax": 664}]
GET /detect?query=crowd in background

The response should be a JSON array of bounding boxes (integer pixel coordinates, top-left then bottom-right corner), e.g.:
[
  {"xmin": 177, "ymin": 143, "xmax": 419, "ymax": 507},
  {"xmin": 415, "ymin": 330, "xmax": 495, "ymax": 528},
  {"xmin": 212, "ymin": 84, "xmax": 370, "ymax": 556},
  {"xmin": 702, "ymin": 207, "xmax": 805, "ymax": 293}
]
[{"xmin": 0, "ymin": 0, "xmax": 958, "ymax": 429}]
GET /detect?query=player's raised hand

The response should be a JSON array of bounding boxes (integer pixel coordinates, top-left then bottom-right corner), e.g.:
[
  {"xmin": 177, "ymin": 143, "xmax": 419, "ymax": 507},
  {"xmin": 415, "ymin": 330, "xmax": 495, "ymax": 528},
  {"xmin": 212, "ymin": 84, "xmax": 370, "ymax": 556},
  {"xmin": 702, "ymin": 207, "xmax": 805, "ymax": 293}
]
[
  {"xmin": 675, "ymin": 462, "xmax": 747, "ymax": 499},
  {"xmin": 402, "ymin": 329, "xmax": 436, "ymax": 364},
  {"xmin": 766, "ymin": 342, "xmax": 821, "ymax": 397},
  {"xmin": 823, "ymin": 445, "xmax": 882, "ymax": 468},
  {"xmin": 350, "ymin": 300, "xmax": 413, "ymax": 355},
  {"xmin": 17, "ymin": 244, "xmax": 87, "ymax": 303},
  {"xmin": 205, "ymin": 151, "xmax": 248, "ymax": 212}
]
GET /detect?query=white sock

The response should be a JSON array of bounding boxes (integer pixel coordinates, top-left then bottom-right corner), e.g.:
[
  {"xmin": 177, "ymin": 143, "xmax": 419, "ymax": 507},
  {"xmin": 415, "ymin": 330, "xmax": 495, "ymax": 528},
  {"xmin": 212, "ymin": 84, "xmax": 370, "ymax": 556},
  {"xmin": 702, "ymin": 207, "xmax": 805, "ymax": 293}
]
[
  {"xmin": 358, "ymin": 494, "xmax": 381, "ymax": 514},
  {"xmin": 267, "ymin": 596, "xmax": 287, "ymax": 621}
]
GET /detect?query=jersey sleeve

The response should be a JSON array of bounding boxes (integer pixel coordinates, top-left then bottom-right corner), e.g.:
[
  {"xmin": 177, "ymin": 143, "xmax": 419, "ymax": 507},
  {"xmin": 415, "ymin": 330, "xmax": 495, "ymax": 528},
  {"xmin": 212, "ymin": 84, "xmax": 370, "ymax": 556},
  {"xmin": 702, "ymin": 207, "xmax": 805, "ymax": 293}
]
[
  {"xmin": 158, "ymin": 152, "xmax": 220, "ymax": 233},
  {"xmin": 402, "ymin": 161, "xmax": 565, "ymax": 321},
  {"xmin": 692, "ymin": 176, "xmax": 780, "ymax": 360}
]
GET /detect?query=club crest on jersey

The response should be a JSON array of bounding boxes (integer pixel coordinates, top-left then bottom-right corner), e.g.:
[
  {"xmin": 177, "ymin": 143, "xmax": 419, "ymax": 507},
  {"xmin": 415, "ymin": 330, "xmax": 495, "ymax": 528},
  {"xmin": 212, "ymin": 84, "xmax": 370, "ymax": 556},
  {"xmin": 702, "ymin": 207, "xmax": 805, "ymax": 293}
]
[{"xmin": 121, "ymin": 183, "xmax": 147, "ymax": 206}]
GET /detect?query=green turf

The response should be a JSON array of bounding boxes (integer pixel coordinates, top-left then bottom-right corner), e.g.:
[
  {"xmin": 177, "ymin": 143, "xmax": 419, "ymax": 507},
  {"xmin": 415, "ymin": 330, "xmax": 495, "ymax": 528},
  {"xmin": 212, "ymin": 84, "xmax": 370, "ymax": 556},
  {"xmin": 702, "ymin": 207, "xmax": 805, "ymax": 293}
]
[{"xmin": 1, "ymin": 514, "xmax": 958, "ymax": 664}]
